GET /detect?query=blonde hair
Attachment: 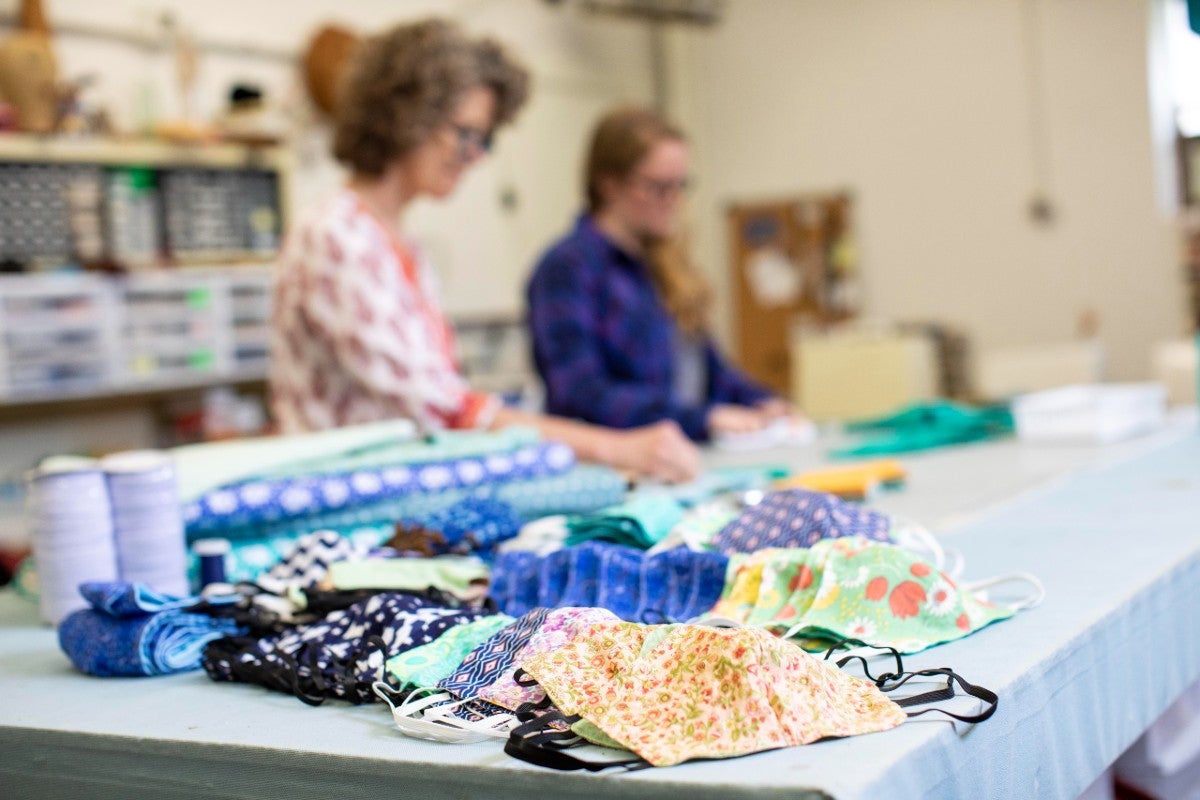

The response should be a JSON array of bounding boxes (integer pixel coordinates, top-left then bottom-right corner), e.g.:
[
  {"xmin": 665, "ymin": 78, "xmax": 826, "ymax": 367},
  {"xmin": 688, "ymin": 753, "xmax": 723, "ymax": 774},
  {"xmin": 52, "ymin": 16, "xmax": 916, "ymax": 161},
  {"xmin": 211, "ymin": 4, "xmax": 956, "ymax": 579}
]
[{"xmin": 585, "ymin": 106, "xmax": 712, "ymax": 336}]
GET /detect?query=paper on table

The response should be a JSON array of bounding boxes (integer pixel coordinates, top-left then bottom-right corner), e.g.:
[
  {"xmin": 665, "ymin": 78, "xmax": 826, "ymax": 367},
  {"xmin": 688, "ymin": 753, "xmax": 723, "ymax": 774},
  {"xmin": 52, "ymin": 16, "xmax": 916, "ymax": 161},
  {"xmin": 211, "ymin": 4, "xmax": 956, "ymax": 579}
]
[{"xmin": 713, "ymin": 418, "xmax": 818, "ymax": 452}]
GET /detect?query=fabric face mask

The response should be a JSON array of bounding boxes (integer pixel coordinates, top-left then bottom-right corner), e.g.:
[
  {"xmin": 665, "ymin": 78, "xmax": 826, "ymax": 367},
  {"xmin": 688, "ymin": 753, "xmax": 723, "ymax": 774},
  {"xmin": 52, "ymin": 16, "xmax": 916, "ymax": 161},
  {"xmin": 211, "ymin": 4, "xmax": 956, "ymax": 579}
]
[
  {"xmin": 508, "ymin": 622, "xmax": 999, "ymax": 771},
  {"xmin": 386, "ymin": 614, "xmax": 515, "ymax": 690},
  {"xmin": 712, "ymin": 536, "xmax": 1042, "ymax": 653},
  {"xmin": 381, "ymin": 607, "xmax": 553, "ymax": 742},
  {"xmin": 203, "ymin": 593, "xmax": 490, "ymax": 704},
  {"xmin": 490, "ymin": 544, "xmax": 728, "ymax": 623},
  {"xmin": 712, "ymin": 489, "xmax": 892, "ymax": 555},
  {"xmin": 515, "ymin": 621, "xmax": 908, "ymax": 767},
  {"xmin": 479, "ymin": 606, "xmax": 618, "ymax": 711}
]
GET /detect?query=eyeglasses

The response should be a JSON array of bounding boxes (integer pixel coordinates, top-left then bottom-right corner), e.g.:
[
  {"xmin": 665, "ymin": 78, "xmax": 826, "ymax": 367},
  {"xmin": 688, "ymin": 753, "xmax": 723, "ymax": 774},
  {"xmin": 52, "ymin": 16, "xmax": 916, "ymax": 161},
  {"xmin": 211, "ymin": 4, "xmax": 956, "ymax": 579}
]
[
  {"xmin": 631, "ymin": 174, "xmax": 692, "ymax": 200},
  {"xmin": 447, "ymin": 123, "xmax": 494, "ymax": 160}
]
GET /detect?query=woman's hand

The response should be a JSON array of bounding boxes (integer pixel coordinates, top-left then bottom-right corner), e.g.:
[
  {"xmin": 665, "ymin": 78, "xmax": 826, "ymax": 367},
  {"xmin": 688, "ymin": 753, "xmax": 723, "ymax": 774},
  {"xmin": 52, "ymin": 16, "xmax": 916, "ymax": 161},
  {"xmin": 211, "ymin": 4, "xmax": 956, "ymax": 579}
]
[
  {"xmin": 756, "ymin": 397, "xmax": 802, "ymax": 421},
  {"xmin": 613, "ymin": 420, "xmax": 701, "ymax": 484},
  {"xmin": 707, "ymin": 403, "xmax": 771, "ymax": 436}
]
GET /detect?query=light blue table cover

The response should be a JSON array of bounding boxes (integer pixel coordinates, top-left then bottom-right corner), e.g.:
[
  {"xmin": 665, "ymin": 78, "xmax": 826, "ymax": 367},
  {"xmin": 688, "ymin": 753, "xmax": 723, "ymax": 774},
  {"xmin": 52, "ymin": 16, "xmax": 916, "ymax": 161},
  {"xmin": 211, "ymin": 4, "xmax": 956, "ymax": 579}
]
[{"xmin": 1, "ymin": 426, "xmax": 1197, "ymax": 799}]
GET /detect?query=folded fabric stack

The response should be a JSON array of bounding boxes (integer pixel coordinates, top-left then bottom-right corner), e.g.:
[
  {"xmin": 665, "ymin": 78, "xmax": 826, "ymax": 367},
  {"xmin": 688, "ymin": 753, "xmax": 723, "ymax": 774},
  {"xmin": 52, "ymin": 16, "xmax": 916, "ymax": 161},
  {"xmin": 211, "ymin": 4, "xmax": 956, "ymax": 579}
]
[
  {"xmin": 564, "ymin": 493, "xmax": 684, "ymax": 549},
  {"xmin": 58, "ymin": 582, "xmax": 244, "ymax": 677}
]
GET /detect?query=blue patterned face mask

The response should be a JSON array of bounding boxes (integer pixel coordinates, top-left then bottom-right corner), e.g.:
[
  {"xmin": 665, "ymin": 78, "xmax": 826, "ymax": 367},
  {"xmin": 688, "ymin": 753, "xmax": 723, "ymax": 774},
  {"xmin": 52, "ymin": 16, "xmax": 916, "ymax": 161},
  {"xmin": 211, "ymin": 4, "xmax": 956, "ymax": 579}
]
[
  {"xmin": 712, "ymin": 489, "xmax": 892, "ymax": 555},
  {"xmin": 489, "ymin": 544, "xmax": 728, "ymax": 622}
]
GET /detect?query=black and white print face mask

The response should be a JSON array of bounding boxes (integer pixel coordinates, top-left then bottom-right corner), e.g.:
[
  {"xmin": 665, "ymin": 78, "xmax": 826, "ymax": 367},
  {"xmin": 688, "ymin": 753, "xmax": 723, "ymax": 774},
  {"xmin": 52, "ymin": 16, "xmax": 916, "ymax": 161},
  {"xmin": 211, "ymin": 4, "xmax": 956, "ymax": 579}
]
[{"xmin": 203, "ymin": 592, "xmax": 489, "ymax": 704}]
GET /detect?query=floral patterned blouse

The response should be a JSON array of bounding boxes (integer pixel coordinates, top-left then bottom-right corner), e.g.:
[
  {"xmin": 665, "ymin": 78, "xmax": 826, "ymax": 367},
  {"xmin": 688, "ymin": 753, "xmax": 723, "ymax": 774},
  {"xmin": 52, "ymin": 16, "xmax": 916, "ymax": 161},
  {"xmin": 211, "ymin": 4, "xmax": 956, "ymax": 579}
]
[{"xmin": 270, "ymin": 189, "xmax": 497, "ymax": 434}]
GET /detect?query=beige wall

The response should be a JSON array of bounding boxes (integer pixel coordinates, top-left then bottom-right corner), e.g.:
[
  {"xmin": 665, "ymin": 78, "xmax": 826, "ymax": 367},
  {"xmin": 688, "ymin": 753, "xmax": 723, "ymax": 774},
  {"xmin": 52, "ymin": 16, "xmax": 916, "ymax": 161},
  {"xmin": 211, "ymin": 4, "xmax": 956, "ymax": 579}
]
[{"xmin": 672, "ymin": 0, "xmax": 1185, "ymax": 381}]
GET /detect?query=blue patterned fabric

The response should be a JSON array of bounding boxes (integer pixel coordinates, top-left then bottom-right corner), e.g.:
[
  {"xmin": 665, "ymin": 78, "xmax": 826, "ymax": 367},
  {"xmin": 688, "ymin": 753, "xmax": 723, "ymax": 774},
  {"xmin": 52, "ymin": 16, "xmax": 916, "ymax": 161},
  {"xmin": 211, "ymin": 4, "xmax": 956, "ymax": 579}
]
[
  {"xmin": 400, "ymin": 496, "xmax": 524, "ymax": 554},
  {"xmin": 79, "ymin": 581, "xmax": 199, "ymax": 616},
  {"xmin": 438, "ymin": 607, "xmax": 551, "ymax": 699},
  {"xmin": 558, "ymin": 543, "xmax": 605, "ymax": 607},
  {"xmin": 536, "ymin": 549, "xmax": 572, "ymax": 608},
  {"xmin": 184, "ymin": 441, "xmax": 575, "ymax": 534},
  {"xmin": 488, "ymin": 545, "xmax": 728, "ymax": 622},
  {"xmin": 58, "ymin": 582, "xmax": 243, "ymax": 677},
  {"xmin": 203, "ymin": 593, "xmax": 490, "ymax": 704},
  {"xmin": 184, "ymin": 464, "xmax": 625, "ymax": 545},
  {"xmin": 711, "ymin": 488, "xmax": 892, "ymax": 556}
]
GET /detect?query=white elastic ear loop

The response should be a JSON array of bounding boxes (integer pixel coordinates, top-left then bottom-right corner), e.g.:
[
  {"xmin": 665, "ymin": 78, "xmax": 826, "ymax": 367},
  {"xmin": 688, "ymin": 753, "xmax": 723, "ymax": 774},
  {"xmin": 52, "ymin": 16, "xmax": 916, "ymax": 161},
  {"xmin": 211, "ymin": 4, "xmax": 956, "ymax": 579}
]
[
  {"xmin": 423, "ymin": 698, "xmax": 517, "ymax": 738},
  {"xmin": 941, "ymin": 548, "xmax": 966, "ymax": 581},
  {"xmin": 890, "ymin": 521, "xmax": 945, "ymax": 571},
  {"xmin": 684, "ymin": 615, "xmax": 743, "ymax": 628},
  {"xmin": 964, "ymin": 572, "xmax": 1045, "ymax": 611},
  {"xmin": 374, "ymin": 684, "xmax": 515, "ymax": 744}
]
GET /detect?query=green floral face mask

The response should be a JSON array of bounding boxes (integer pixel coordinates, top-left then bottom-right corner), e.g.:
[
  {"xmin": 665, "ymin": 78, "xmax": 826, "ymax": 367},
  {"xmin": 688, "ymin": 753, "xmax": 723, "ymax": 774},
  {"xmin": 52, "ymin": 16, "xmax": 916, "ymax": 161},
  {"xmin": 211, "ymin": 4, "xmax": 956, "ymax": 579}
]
[{"xmin": 712, "ymin": 536, "xmax": 1042, "ymax": 653}]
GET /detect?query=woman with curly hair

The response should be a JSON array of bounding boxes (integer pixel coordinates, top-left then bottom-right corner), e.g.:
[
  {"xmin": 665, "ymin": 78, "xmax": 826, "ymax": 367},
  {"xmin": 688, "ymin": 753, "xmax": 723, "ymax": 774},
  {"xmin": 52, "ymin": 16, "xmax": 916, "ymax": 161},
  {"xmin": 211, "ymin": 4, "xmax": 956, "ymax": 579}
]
[{"xmin": 271, "ymin": 20, "xmax": 698, "ymax": 482}]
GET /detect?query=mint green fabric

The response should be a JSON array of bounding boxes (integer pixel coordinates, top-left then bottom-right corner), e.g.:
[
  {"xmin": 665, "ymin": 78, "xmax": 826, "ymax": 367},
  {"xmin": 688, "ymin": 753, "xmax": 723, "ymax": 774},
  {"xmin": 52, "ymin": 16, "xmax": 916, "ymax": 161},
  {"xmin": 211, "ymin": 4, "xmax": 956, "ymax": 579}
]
[
  {"xmin": 831, "ymin": 401, "xmax": 1013, "ymax": 458},
  {"xmin": 251, "ymin": 427, "xmax": 541, "ymax": 481},
  {"xmin": 327, "ymin": 557, "xmax": 490, "ymax": 596},
  {"xmin": 386, "ymin": 614, "xmax": 514, "ymax": 689},
  {"xmin": 565, "ymin": 494, "xmax": 684, "ymax": 550},
  {"xmin": 173, "ymin": 419, "xmax": 419, "ymax": 501}
]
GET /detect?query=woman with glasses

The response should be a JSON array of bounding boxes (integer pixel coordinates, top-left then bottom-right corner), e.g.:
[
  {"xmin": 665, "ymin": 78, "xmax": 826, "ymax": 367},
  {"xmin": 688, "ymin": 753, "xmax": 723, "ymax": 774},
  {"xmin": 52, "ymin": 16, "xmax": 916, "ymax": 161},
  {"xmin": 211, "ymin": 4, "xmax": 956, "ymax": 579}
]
[
  {"xmin": 271, "ymin": 21, "xmax": 699, "ymax": 482},
  {"xmin": 527, "ymin": 106, "xmax": 796, "ymax": 442}
]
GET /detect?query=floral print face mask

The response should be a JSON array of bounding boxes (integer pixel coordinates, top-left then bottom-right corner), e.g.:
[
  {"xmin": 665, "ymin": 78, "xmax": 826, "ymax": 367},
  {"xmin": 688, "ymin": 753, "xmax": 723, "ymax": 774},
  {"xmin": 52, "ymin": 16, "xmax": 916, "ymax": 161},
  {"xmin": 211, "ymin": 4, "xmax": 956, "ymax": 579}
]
[
  {"xmin": 711, "ymin": 536, "xmax": 1042, "ymax": 653},
  {"xmin": 515, "ymin": 621, "xmax": 908, "ymax": 767}
]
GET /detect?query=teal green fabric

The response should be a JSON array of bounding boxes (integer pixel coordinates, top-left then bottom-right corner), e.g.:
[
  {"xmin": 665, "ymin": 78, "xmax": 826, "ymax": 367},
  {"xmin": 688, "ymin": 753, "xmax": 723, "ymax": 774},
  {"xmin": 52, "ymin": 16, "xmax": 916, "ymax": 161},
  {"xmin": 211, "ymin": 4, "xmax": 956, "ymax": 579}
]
[
  {"xmin": 386, "ymin": 614, "xmax": 515, "ymax": 689},
  {"xmin": 327, "ymin": 557, "xmax": 489, "ymax": 596},
  {"xmin": 565, "ymin": 494, "xmax": 684, "ymax": 550},
  {"xmin": 831, "ymin": 401, "xmax": 1013, "ymax": 458},
  {"xmin": 1190, "ymin": 0, "xmax": 1200, "ymax": 35}
]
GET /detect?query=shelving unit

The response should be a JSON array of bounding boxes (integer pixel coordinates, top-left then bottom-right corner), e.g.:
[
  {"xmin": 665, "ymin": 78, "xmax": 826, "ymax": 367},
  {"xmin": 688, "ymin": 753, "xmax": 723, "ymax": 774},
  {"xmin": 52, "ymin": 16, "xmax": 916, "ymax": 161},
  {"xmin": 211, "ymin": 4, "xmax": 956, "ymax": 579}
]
[
  {"xmin": 0, "ymin": 135, "xmax": 288, "ymax": 412},
  {"xmin": 0, "ymin": 266, "xmax": 274, "ymax": 406},
  {"xmin": 0, "ymin": 134, "xmax": 292, "ymax": 270}
]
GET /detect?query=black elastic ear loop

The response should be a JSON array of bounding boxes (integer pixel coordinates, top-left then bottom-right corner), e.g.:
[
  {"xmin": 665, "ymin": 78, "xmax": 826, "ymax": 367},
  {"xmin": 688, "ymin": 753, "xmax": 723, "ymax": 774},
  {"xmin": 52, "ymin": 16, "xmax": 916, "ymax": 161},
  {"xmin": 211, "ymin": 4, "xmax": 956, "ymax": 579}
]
[
  {"xmin": 505, "ymin": 712, "xmax": 647, "ymax": 772},
  {"xmin": 512, "ymin": 669, "xmax": 556, "ymax": 721},
  {"xmin": 882, "ymin": 668, "xmax": 999, "ymax": 723},
  {"xmin": 821, "ymin": 637, "xmax": 906, "ymax": 684}
]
